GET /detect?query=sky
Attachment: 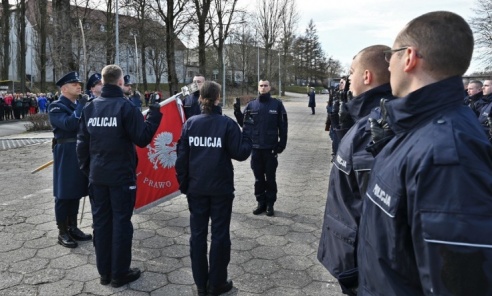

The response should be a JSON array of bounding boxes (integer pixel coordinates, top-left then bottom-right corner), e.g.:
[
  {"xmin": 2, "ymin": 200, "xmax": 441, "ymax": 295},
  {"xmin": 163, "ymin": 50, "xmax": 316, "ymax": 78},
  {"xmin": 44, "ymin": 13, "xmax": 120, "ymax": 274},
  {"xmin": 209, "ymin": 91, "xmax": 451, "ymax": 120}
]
[{"xmin": 293, "ymin": 0, "xmax": 481, "ymax": 75}]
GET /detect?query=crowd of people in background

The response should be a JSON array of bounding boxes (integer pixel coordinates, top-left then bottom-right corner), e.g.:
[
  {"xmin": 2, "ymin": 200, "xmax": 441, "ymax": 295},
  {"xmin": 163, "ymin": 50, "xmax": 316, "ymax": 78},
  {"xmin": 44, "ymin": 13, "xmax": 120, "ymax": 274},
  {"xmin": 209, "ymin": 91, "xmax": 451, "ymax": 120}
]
[
  {"xmin": 0, "ymin": 92, "xmax": 58, "ymax": 121},
  {"xmin": 0, "ymin": 89, "xmax": 169, "ymax": 122}
]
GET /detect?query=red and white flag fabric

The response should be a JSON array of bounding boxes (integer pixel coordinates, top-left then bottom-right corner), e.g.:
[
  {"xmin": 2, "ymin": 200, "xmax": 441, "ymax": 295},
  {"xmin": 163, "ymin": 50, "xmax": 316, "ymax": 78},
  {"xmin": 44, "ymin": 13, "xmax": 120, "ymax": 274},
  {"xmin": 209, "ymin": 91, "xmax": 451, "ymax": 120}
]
[{"xmin": 134, "ymin": 96, "xmax": 185, "ymax": 213}]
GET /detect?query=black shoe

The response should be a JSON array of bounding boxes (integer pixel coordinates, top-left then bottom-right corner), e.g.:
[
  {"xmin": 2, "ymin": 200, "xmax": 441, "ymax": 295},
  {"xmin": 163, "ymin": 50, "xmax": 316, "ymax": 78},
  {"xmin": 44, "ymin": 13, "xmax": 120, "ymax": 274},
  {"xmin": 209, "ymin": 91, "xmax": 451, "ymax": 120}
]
[
  {"xmin": 266, "ymin": 205, "xmax": 275, "ymax": 216},
  {"xmin": 252, "ymin": 203, "xmax": 267, "ymax": 215},
  {"xmin": 208, "ymin": 280, "xmax": 233, "ymax": 296},
  {"xmin": 67, "ymin": 215, "xmax": 92, "ymax": 241},
  {"xmin": 110, "ymin": 268, "xmax": 141, "ymax": 288},
  {"xmin": 58, "ymin": 233, "xmax": 78, "ymax": 248},
  {"xmin": 57, "ymin": 221, "xmax": 78, "ymax": 248},
  {"xmin": 68, "ymin": 227, "xmax": 92, "ymax": 241},
  {"xmin": 100, "ymin": 274, "xmax": 111, "ymax": 285}
]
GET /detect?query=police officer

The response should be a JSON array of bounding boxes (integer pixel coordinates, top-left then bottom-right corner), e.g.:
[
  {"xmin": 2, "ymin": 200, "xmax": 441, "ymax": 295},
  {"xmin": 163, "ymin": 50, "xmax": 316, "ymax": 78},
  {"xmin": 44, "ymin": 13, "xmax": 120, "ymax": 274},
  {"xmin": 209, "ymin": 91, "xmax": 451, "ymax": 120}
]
[
  {"xmin": 122, "ymin": 75, "xmax": 132, "ymax": 99},
  {"xmin": 48, "ymin": 71, "xmax": 92, "ymax": 248},
  {"xmin": 234, "ymin": 79, "xmax": 288, "ymax": 216},
  {"xmin": 176, "ymin": 81, "xmax": 252, "ymax": 296},
  {"xmin": 358, "ymin": 12, "xmax": 492, "ymax": 295},
  {"xmin": 317, "ymin": 45, "xmax": 394, "ymax": 295},
  {"xmin": 123, "ymin": 75, "xmax": 142, "ymax": 111},
  {"xmin": 77, "ymin": 64, "xmax": 162, "ymax": 287},
  {"xmin": 86, "ymin": 73, "xmax": 102, "ymax": 99},
  {"xmin": 183, "ymin": 74, "xmax": 204, "ymax": 119},
  {"xmin": 308, "ymin": 87, "xmax": 316, "ymax": 114}
]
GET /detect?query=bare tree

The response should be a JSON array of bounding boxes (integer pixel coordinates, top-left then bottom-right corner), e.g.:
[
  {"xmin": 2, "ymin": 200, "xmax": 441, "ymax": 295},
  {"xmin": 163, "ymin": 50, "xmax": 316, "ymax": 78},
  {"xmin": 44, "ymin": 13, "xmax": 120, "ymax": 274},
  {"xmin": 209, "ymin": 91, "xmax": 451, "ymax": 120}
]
[
  {"xmin": 35, "ymin": 0, "xmax": 48, "ymax": 90},
  {"xmin": 208, "ymin": 0, "xmax": 240, "ymax": 92},
  {"xmin": 124, "ymin": 0, "xmax": 153, "ymax": 91},
  {"xmin": 469, "ymin": 0, "xmax": 492, "ymax": 70},
  {"xmin": 17, "ymin": 0, "xmax": 27, "ymax": 92},
  {"xmin": 104, "ymin": 0, "xmax": 115, "ymax": 65},
  {"xmin": 52, "ymin": 0, "xmax": 76, "ymax": 78},
  {"xmin": 255, "ymin": 0, "xmax": 287, "ymax": 79},
  {"xmin": 192, "ymin": 0, "xmax": 212, "ymax": 76},
  {"xmin": 278, "ymin": 0, "xmax": 298, "ymax": 93},
  {"xmin": 1, "ymin": 0, "xmax": 11, "ymax": 80},
  {"xmin": 153, "ymin": 0, "xmax": 192, "ymax": 95}
]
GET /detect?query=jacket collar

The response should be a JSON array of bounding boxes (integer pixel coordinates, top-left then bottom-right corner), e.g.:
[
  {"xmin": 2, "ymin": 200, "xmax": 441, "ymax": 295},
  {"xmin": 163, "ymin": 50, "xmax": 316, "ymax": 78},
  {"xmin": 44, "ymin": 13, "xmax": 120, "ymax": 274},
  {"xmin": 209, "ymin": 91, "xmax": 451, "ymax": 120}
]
[
  {"xmin": 386, "ymin": 76, "xmax": 464, "ymax": 133},
  {"xmin": 348, "ymin": 83, "xmax": 393, "ymax": 121},
  {"xmin": 101, "ymin": 84, "xmax": 124, "ymax": 98}
]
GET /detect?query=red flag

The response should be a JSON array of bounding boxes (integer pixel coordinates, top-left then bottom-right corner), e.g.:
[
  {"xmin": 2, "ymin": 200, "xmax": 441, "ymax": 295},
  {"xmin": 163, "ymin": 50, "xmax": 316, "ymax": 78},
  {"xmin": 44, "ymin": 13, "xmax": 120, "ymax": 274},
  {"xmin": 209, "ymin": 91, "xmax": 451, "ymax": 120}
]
[{"xmin": 134, "ymin": 96, "xmax": 185, "ymax": 212}]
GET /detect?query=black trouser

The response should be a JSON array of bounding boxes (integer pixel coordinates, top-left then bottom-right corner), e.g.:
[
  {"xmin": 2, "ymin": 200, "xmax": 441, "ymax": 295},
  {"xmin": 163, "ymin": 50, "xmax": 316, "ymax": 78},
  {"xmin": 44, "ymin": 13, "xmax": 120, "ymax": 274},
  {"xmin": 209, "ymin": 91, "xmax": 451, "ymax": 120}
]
[
  {"xmin": 251, "ymin": 149, "xmax": 278, "ymax": 205},
  {"xmin": 54, "ymin": 198, "xmax": 81, "ymax": 223},
  {"xmin": 90, "ymin": 183, "xmax": 136, "ymax": 278},
  {"xmin": 187, "ymin": 193, "xmax": 233, "ymax": 288}
]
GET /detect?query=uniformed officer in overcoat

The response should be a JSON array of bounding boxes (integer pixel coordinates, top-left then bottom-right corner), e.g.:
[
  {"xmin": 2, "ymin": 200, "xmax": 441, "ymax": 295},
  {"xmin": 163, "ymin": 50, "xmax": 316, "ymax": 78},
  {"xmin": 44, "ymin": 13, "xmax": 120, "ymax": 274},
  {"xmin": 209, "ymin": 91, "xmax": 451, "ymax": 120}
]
[{"xmin": 48, "ymin": 71, "xmax": 92, "ymax": 248}]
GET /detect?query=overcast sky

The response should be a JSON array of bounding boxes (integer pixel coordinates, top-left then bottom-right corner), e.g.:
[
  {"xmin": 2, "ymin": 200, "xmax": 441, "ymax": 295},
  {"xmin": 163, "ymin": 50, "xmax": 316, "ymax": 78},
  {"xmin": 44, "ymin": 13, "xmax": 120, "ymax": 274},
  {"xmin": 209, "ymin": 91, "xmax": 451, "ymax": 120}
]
[{"xmin": 294, "ymin": 0, "xmax": 480, "ymax": 75}]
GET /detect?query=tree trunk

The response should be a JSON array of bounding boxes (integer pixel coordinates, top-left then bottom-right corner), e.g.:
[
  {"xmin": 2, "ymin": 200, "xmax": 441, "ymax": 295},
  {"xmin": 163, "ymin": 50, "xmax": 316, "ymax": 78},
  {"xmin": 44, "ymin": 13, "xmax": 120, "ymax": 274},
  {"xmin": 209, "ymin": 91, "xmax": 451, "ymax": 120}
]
[
  {"xmin": 39, "ymin": 0, "xmax": 47, "ymax": 91},
  {"xmin": 1, "ymin": 0, "xmax": 10, "ymax": 80},
  {"xmin": 19, "ymin": 0, "xmax": 26, "ymax": 92},
  {"xmin": 165, "ymin": 1, "xmax": 178, "ymax": 95}
]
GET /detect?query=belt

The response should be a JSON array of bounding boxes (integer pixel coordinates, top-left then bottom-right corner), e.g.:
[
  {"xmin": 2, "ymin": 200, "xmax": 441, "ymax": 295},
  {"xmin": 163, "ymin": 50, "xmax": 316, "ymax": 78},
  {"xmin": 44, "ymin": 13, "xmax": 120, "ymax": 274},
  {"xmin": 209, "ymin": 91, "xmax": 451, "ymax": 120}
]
[{"xmin": 56, "ymin": 138, "xmax": 76, "ymax": 144}]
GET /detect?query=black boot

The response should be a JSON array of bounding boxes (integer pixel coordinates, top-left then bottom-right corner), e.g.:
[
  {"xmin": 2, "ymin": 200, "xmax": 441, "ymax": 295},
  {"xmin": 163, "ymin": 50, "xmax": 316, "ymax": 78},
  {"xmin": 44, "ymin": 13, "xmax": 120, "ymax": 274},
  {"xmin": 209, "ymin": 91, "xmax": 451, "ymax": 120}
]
[
  {"xmin": 253, "ymin": 202, "xmax": 267, "ymax": 215},
  {"xmin": 57, "ymin": 221, "xmax": 78, "ymax": 248},
  {"xmin": 67, "ymin": 215, "xmax": 92, "ymax": 241},
  {"xmin": 266, "ymin": 204, "xmax": 275, "ymax": 216}
]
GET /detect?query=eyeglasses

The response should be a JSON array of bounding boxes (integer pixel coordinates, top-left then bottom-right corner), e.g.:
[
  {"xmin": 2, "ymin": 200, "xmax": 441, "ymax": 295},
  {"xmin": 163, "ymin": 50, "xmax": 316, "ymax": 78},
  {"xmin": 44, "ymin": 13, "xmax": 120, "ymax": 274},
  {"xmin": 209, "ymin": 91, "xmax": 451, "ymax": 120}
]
[
  {"xmin": 383, "ymin": 47, "xmax": 408, "ymax": 63},
  {"xmin": 383, "ymin": 46, "xmax": 423, "ymax": 63}
]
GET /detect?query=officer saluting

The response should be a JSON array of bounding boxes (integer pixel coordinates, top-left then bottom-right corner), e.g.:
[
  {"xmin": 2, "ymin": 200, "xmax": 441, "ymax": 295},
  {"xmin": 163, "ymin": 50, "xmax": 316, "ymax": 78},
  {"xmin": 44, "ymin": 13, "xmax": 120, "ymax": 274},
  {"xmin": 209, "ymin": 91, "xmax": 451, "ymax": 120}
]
[
  {"xmin": 77, "ymin": 65, "xmax": 162, "ymax": 287},
  {"xmin": 86, "ymin": 73, "xmax": 102, "ymax": 99},
  {"xmin": 48, "ymin": 71, "xmax": 92, "ymax": 248}
]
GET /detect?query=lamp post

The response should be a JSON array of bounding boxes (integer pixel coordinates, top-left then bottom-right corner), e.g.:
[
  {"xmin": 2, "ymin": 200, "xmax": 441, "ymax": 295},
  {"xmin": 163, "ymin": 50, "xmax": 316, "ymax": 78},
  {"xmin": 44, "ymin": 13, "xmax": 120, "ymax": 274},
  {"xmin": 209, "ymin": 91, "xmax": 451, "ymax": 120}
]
[
  {"xmin": 222, "ymin": 40, "xmax": 226, "ymax": 107},
  {"xmin": 115, "ymin": 0, "xmax": 119, "ymax": 65},
  {"xmin": 278, "ymin": 52, "xmax": 281, "ymax": 97},
  {"xmin": 134, "ymin": 35, "xmax": 139, "ymax": 90},
  {"xmin": 257, "ymin": 42, "xmax": 260, "ymax": 82}
]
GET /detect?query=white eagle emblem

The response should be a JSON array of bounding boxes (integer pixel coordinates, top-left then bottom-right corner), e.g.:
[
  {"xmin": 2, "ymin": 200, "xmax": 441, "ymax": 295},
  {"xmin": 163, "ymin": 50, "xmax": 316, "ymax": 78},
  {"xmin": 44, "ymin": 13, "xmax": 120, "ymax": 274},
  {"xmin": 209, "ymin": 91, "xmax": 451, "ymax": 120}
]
[{"xmin": 147, "ymin": 132, "xmax": 177, "ymax": 170}]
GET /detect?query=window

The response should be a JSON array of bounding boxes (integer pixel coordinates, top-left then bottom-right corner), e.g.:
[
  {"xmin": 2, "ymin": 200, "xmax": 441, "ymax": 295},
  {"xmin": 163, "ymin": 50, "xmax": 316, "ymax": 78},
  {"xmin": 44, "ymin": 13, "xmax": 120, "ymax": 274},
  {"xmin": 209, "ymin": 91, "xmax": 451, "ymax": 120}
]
[{"xmin": 99, "ymin": 24, "xmax": 106, "ymax": 32}]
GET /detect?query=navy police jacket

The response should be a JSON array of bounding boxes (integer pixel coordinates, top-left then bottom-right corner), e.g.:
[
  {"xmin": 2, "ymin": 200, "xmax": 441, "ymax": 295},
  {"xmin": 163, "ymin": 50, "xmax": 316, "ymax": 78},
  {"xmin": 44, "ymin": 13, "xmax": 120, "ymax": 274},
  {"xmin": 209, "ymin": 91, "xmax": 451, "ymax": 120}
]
[
  {"xmin": 358, "ymin": 76, "xmax": 492, "ymax": 295},
  {"xmin": 175, "ymin": 106, "xmax": 252, "ymax": 196},
  {"xmin": 238, "ymin": 93, "xmax": 288, "ymax": 150},
  {"xmin": 49, "ymin": 95, "xmax": 88, "ymax": 199},
  {"xmin": 317, "ymin": 84, "xmax": 393, "ymax": 282},
  {"xmin": 76, "ymin": 84, "xmax": 162, "ymax": 186},
  {"xmin": 183, "ymin": 91, "xmax": 201, "ymax": 119}
]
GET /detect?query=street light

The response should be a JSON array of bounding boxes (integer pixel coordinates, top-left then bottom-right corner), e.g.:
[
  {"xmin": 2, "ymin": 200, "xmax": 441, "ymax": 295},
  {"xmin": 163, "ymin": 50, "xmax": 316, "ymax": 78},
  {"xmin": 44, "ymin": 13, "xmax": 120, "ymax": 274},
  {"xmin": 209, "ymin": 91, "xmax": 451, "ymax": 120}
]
[
  {"xmin": 278, "ymin": 52, "xmax": 281, "ymax": 97},
  {"xmin": 222, "ymin": 38, "xmax": 226, "ymax": 107},
  {"xmin": 115, "ymin": 0, "xmax": 119, "ymax": 65}
]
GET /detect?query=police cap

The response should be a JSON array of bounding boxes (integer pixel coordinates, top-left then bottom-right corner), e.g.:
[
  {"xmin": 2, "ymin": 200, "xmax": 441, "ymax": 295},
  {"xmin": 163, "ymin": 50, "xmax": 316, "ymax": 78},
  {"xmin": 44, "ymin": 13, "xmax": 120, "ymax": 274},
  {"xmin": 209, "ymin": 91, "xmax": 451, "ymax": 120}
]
[
  {"xmin": 56, "ymin": 71, "xmax": 82, "ymax": 88},
  {"xmin": 124, "ymin": 75, "xmax": 132, "ymax": 86},
  {"xmin": 86, "ymin": 73, "xmax": 102, "ymax": 90}
]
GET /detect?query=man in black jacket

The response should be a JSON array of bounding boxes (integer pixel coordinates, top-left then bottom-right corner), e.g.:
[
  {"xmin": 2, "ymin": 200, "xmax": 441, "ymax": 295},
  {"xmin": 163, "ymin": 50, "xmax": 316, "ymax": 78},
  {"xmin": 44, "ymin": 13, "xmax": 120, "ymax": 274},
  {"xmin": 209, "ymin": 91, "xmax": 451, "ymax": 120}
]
[
  {"xmin": 76, "ymin": 64, "xmax": 162, "ymax": 288},
  {"xmin": 318, "ymin": 45, "xmax": 394, "ymax": 296},
  {"xmin": 234, "ymin": 80, "xmax": 288, "ymax": 216}
]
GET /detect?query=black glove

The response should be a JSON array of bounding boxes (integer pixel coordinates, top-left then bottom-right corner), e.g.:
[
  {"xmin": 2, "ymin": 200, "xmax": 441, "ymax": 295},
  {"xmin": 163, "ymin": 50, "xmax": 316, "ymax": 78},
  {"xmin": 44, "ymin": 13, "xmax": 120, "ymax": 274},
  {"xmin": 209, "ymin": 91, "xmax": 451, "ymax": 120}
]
[
  {"xmin": 275, "ymin": 145, "xmax": 285, "ymax": 154},
  {"xmin": 488, "ymin": 116, "xmax": 492, "ymax": 139},
  {"xmin": 339, "ymin": 100, "xmax": 353, "ymax": 129},
  {"xmin": 233, "ymin": 98, "xmax": 241, "ymax": 113},
  {"xmin": 149, "ymin": 103, "xmax": 161, "ymax": 113},
  {"xmin": 366, "ymin": 99, "xmax": 394, "ymax": 156},
  {"xmin": 77, "ymin": 94, "xmax": 89, "ymax": 106},
  {"xmin": 243, "ymin": 110, "xmax": 254, "ymax": 125}
]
